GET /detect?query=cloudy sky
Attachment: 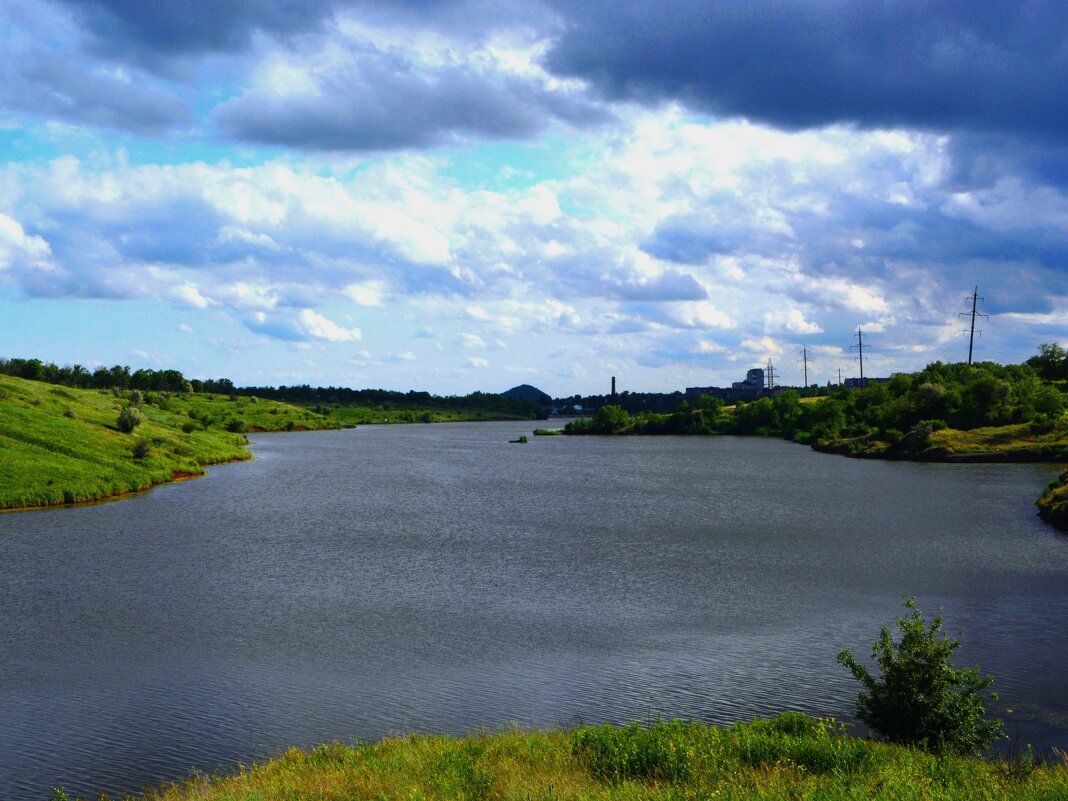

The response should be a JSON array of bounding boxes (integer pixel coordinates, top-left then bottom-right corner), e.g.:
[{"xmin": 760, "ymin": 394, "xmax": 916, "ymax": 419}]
[{"xmin": 2, "ymin": 0, "xmax": 1066, "ymax": 394}]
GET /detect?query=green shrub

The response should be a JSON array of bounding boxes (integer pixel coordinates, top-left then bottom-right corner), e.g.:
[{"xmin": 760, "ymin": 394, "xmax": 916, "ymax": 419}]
[
  {"xmin": 837, "ymin": 597, "xmax": 1003, "ymax": 755},
  {"xmin": 225, "ymin": 418, "xmax": 248, "ymax": 433},
  {"xmin": 116, "ymin": 405, "xmax": 144, "ymax": 433},
  {"xmin": 131, "ymin": 440, "xmax": 150, "ymax": 460}
]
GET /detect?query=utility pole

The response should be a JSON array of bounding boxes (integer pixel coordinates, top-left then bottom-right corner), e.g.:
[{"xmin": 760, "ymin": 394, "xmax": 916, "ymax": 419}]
[
  {"xmin": 798, "ymin": 346, "xmax": 809, "ymax": 389},
  {"xmin": 850, "ymin": 328, "xmax": 867, "ymax": 389},
  {"xmin": 959, "ymin": 286, "xmax": 988, "ymax": 365},
  {"xmin": 765, "ymin": 359, "xmax": 777, "ymax": 390}
]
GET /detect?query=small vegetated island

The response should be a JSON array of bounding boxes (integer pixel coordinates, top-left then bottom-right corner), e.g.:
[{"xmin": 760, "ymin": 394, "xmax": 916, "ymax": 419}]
[
  {"xmin": 563, "ymin": 348, "xmax": 1068, "ymax": 533},
  {"xmin": 0, "ymin": 357, "xmax": 542, "ymax": 511}
]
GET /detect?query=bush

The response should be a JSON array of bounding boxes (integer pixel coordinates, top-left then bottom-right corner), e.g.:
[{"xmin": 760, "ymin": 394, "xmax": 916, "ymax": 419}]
[
  {"xmin": 225, "ymin": 418, "xmax": 248, "ymax": 433},
  {"xmin": 116, "ymin": 405, "xmax": 144, "ymax": 433},
  {"xmin": 837, "ymin": 597, "xmax": 1003, "ymax": 755},
  {"xmin": 131, "ymin": 440, "xmax": 150, "ymax": 460}
]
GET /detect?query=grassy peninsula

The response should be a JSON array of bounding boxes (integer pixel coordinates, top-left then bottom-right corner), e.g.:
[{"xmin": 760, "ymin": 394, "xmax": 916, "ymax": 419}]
[
  {"xmin": 85, "ymin": 715, "xmax": 1066, "ymax": 801},
  {"xmin": 0, "ymin": 374, "xmax": 339, "ymax": 510},
  {"xmin": 0, "ymin": 355, "xmax": 544, "ymax": 509}
]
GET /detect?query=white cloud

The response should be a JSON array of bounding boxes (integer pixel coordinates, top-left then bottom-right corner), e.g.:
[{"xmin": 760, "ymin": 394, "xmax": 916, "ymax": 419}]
[
  {"xmin": 343, "ymin": 280, "xmax": 387, "ymax": 306},
  {"xmin": 172, "ymin": 282, "xmax": 212, "ymax": 308},
  {"xmin": 297, "ymin": 309, "xmax": 362, "ymax": 342}
]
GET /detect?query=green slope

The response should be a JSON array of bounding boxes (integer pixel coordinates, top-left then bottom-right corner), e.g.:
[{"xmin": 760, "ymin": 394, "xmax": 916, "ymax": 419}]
[{"xmin": 0, "ymin": 375, "xmax": 339, "ymax": 510}]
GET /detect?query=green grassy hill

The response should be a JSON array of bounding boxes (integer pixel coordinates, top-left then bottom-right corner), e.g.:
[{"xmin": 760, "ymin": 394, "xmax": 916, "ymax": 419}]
[
  {"xmin": 0, "ymin": 375, "xmax": 339, "ymax": 510},
  {"xmin": 87, "ymin": 715, "xmax": 1067, "ymax": 801}
]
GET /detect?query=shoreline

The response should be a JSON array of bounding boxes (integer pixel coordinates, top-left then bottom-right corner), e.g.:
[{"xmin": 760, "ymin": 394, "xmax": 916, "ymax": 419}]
[{"xmin": 0, "ymin": 453, "xmax": 252, "ymax": 514}]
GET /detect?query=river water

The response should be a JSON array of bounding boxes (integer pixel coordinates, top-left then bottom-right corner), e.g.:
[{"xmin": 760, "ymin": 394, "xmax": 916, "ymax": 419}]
[{"xmin": 1, "ymin": 422, "xmax": 1066, "ymax": 799}]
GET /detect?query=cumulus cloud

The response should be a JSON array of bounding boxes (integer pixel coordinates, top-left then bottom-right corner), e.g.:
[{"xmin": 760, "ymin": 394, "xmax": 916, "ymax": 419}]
[
  {"xmin": 0, "ymin": 0, "xmax": 190, "ymax": 133},
  {"xmin": 215, "ymin": 46, "xmax": 603, "ymax": 151},
  {"xmin": 246, "ymin": 309, "xmax": 361, "ymax": 342}
]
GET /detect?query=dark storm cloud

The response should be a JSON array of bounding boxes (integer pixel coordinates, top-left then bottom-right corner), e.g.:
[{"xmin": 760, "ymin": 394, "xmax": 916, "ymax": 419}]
[
  {"xmin": 59, "ymin": 0, "xmax": 547, "ymax": 65},
  {"xmin": 546, "ymin": 0, "xmax": 1068, "ymax": 142},
  {"xmin": 0, "ymin": 48, "xmax": 190, "ymax": 134},
  {"xmin": 61, "ymin": 0, "xmax": 341, "ymax": 60},
  {"xmin": 214, "ymin": 52, "xmax": 606, "ymax": 151}
]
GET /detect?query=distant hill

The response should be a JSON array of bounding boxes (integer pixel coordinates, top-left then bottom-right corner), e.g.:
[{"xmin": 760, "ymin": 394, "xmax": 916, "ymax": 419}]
[{"xmin": 502, "ymin": 384, "xmax": 551, "ymax": 405}]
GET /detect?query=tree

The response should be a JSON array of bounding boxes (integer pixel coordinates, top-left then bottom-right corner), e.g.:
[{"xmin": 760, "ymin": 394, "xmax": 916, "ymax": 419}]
[
  {"xmin": 1027, "ymin": 342, "xmax": 1068, "ymax": 381},
  {"xmin": 116, "ymin": 405, "xmax": 144, "ymax": 434},
  {"xmin": 837, "ymin": 597, "xmax": 1003, "ymax": 755},
  {"xmin": 591, "ymin": 404, "xmax": 630, "ymax": 433}
]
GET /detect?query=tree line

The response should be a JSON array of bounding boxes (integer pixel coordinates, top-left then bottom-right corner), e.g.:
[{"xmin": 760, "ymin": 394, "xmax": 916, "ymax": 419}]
[
  {"xmin": 0, "ymin": 357, "xmax": 541, "ymax": 417},
  {"xmin": 567, "ymin": 348, "xmax": 1068, "ymax": 447}
]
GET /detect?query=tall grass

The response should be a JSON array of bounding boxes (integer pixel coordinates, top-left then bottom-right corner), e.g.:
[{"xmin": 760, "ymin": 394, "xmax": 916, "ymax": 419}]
[{"xmin": 58, "ymin": 715, "xmax": 1068, "ymax": 801}]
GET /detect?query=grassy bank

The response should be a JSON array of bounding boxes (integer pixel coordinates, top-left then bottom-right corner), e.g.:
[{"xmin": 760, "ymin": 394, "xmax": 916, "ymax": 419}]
[
  {"xmin": 0, "ymin": 375, "xmax": 339, "ymax": 510},
  {"xmin": 85, "ymin": 715, "xmax": 1067, "ymax": 801},
  {"xmin": 810, "ymin": 420, "xmax": 1068, "ymax": 462},
  {"xmin": 1037, "ymin": 470, "xmax": 1068, "ymax": 529},
  {"xmin": 314, "ymin": 403, "xmax": 539, "ymax": 426}
]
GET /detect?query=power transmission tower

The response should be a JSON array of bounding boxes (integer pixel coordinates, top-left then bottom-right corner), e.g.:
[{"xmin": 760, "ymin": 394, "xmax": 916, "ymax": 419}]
[
  {"xmin": 959, "ymin": 286, "xmax": 988, "ymax": 365},
  {"xmin": 850, "ymin": 328, "xmax": 867, "ymax": 388},
  {"xmin": 798, "ymin": 346, "xmax": 809, "ymax": 388},
  {"xmin": 837, "ymin": 367, "xmax": 843, "ymax": 387},
  {"xmin": 765, "ymin": 358, "xmax": 777, "ymax": 390}
]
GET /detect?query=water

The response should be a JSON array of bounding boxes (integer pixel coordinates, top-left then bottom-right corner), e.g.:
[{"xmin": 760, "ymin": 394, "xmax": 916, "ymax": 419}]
[{"xmin": 2, "ymin": 422, "xmax": 1066, "ymax": 799}]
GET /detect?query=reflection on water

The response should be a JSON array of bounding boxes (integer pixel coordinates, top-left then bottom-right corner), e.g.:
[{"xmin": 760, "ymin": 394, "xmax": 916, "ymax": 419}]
[{"xmin": 1, "ymin": 422, "xmax": 1066, "ymax": 799}]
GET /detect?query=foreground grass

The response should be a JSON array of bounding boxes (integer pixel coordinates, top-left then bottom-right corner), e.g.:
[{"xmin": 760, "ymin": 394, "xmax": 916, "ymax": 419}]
[
  {"xmin": 112, "ymin": 715, "xmax": 1068, "ymax": 801},
  {"xmin": 0, "ymin": 375, "xmax": 339, "ymax": 510}
]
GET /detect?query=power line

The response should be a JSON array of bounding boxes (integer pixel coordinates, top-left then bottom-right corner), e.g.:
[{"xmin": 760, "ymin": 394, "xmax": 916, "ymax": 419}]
[
  {"xmin": 850, "ymin": 328, "xmax": 867, "ymax": 389},
  {"xmin": 959, "ymin": 286, "xmax": 988, "ymax": 366},
  {"xmin": 798, "ymin": 346, "xmax": 809, "ymax": 388}
]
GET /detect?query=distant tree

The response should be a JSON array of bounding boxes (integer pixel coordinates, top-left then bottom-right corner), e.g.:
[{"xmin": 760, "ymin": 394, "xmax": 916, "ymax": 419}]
[
  {"xmin": 1027, "ymin": 342, "xmax": 1068, "ymax": 381},
  {"xmin": 116, "ymin": 405, "xmax": 144, "ymax": 433},
  {"xmin": 591, "ymin": 404, "xmax": 630, "ymax": 433}
]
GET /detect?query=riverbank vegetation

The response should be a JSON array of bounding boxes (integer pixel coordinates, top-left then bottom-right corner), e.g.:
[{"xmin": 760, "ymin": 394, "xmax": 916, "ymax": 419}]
[
  {"xmin": 56, "ymin": 714, "xmax": 1065, "ymax": 801},
  {"xmin": 0, "ymin": 374, "xmax": 339, "ymax": 510},
  {"xmin": 0, "ymin": 357, "xmax": 544, "ymax": 423},
  {"xmin": 566, "ymin": 358, "xmax": 1067, "ymax": 453}
]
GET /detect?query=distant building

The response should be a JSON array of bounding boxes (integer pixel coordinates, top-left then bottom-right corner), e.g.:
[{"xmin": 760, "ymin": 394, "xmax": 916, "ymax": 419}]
[
  {"xmin": 732, "ymin": 368, "xmax": 765, "ymax": 391},
  {"xmin": 686, "ymin": 367, "xmax": 775, "ymax": 403},
  {"xmin": 843, "ymin": 377, "xmax": 890, "ymax": 388}
]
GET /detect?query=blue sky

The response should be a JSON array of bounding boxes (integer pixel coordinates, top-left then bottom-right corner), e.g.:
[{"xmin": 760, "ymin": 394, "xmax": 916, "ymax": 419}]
[{"xmin": 1, "ymin": 0, "xmax": 1066, "ymax": 395}]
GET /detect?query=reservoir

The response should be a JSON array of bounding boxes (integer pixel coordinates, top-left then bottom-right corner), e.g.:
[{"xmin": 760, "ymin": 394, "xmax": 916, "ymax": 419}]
[{"xmin": 2, "ymin": 421, "xmax": 1067, "ymax": 799}]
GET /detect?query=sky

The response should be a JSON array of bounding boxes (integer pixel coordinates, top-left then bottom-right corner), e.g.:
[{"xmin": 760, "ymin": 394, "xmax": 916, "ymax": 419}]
[{"xmin": 1, "ymin": 0, "xmax": 1067, "ymax": 395}]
